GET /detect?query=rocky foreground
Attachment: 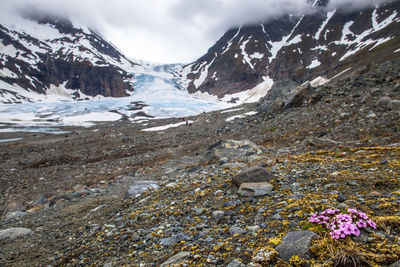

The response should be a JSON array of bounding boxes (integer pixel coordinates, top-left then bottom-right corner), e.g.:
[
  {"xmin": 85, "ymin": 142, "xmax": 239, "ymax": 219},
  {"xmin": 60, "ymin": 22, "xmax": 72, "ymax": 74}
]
[{"xmin": 0, "ymin": 60, "xmax": 400, "ymax": 266}]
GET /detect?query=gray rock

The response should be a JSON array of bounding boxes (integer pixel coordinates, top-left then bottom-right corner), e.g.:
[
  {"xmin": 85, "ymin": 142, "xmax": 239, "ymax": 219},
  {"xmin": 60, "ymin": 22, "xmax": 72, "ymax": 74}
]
[
  {"xmin": 127, "ymin": 180, "xmax": 159, "ymax": 197},
  {"xmin": 276, "ymin": 230, "xmax": 318, "ymax": 261},
  {"xmin": 0, "ymin": 228, "xmax": 33, "ymax": 240},
  {"xmin": 376, "ymin": 96, "xmax": 392, "ymax": 108},
  {"xmin": 227, "ymin": 259, "xmax": 246, "ymax": 267},
  {"xmin": 389, "ymin": 100, "xmax": 400, "ymax": 110},
  {"xmin": 229, "ymin": 226, "xmax": 247, "ymax": 236},
  {"xmin": 160, "ymin": 252, "xmax": 191, "ymax": 267},
  {"xmin": 232, "ymin": 166, "xmax": 274, "ymax": 187},
  {"xmin": 238, "ymin": 182, "xmax": 273, "ymax": 197},
  {"xmin": 247, "ymin": 225, "xmax": 261, "ymax": 234}
]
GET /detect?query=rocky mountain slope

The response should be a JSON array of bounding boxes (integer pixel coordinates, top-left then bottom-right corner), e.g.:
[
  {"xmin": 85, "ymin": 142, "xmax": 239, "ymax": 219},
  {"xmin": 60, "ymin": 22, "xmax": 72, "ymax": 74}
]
[
  {"xmin": 182, "ymin": 0, "xmax": 400, "ymax": 100},
  {"xmin": 0, "ymin": 12, "xmax": 137, "ymax": 103}
]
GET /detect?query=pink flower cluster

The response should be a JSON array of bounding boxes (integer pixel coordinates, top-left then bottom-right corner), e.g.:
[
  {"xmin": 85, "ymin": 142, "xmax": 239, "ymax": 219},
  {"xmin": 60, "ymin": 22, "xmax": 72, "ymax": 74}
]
[{"xmin": 309, "ymin": 208, "xmax": 377, "ymax": 239}]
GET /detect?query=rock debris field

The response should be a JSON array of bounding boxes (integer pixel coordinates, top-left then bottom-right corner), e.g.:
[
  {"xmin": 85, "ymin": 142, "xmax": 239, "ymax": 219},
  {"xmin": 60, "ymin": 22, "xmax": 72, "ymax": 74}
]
[{"xmin": 1, "ymin": 60, "xmax": 400, "ymax": 266}]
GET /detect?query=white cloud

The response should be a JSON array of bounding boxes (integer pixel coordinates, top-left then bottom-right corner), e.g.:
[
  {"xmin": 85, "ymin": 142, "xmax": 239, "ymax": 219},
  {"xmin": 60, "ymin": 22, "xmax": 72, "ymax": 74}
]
[{"xmin": 0, "ymin": 0, "xmax": 391, "ymax": 63}]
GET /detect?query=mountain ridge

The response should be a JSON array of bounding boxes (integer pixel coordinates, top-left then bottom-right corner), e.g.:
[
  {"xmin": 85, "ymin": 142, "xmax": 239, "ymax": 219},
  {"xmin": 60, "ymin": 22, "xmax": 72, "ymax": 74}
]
[
  {"xmin": 0, "ymin": 13, "xmax": 137, "ymax": 103},
  {"xmin": 181, "ymin": 0, "xmax": 400, "ymax": 102}
]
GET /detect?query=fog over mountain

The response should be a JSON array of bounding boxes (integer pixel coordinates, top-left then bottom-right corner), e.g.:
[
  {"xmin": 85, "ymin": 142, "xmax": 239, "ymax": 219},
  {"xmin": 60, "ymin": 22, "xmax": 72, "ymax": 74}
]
[{"xmin": 0, "ymin": 0, "xmax": 389, "ymax": 62}]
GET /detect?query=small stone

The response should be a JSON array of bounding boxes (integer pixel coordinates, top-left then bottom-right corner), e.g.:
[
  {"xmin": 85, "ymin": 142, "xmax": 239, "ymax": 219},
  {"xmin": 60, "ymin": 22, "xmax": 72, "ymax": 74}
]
[
  {"xmin": 337, "ymin": 203, "xmax": 348, "ymax": 210},
  {"xmin": 337, "ymin": 195, "xmax": 347, "ymax": 203},
  {"xmin": 4, "ymin": 211, "xmax": 28, "ymax": 220},
  {"xmin": 238, "ymin": 182, "xmax": 273, "ymax": 197},
  {"xmin": 227, "ymin": 259, "xmax": 246, "ymax": 267},
  {"xmin": 324, "ymin": 183, "xmax": 335, "ymax": 190},
  {"xmin": 272, "ymin": 214, "xmax": 282, "ymax": 220},
  {"xmin": 160, "ymin": 252, "xmax": 191, "ymax": 267},
  {"xmin": 347, "ymin": 180, "xmax": 358, "ymax": 186},
  {"xmin": 331, "ymin": 171, "xmax": 340, "ymax": 177},
  {"xmin": 212, "ymin": 211, "xmax": 225, "ymax": 220},
  {"xmin": 165, "ymin": 182, "xmax": 177, "ymax": 189},
  {"xmin": 367, "ymin": 191, "xmax": 382, "ymax": 198},
  {"xmin": 0, "ymin": 228, "xmax": 33, "ymax": 240},
  {"xmin": 389, "ymin": 100, "xmax": 400, "ymax": 110},
  {"xmin": 229, "ymin": 226, "xmax": 247, "ymax": 236},
  {"xmin": 192, "ymin": 208, "xmax": 206, "ymax": 216},
  {"xmin": 247, "ymin": 225, "xmax": 261, "ymax": 234},
  {"xmin": 376, "ymin": 96, "xmax": 392, "ymax": 108}
]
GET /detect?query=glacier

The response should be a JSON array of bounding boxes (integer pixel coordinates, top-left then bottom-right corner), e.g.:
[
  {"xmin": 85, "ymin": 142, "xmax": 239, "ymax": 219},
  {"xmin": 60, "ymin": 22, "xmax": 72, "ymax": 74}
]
[{"xmin": 0, "ymin": 63, "xmax": 237, "ymax": 132}]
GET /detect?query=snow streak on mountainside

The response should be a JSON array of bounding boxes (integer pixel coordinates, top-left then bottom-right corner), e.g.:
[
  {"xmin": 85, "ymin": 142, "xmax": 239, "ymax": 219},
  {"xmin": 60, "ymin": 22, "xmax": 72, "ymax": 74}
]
[
  {"xmin": 0, "ymin": 13, "xmax": 137, "ymax": 103},
  {"xmin": 182, "ymin": 0, "xmax": 400, "ymax": 99}
]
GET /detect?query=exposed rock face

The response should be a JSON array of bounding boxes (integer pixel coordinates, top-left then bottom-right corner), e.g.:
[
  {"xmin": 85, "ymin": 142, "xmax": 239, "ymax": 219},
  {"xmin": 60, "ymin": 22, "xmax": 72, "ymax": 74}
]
[
  {"xmin": 0, "ymin": 13, "xmax": 136, "ymax": 103},
  {"xmin": 181, "ymin": 0, "xmax": 400, "ymax": 98}
]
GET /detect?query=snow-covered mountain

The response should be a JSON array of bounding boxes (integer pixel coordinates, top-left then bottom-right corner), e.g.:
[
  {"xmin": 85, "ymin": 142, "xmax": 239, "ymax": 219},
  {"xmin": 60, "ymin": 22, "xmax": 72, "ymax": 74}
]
[
  {"xmin": 0, "ymin": 12, "xmax": 137, "ymax": 103},
  {"xmin": 181, "ymin": 0, "xmax": 400, "ymax": 101}
]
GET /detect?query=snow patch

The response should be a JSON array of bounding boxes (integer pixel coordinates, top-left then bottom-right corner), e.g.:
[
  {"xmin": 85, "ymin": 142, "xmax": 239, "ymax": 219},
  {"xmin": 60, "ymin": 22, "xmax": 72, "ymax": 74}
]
[
  {"xmin": 240, "ymin": 38, "xmax": 255, "ymax": 70},
  {"xmin": 220, "ymin": 108, "xmax": 245, "ymax": 114},
  {"xmin": 337, "ymin": 10, "xmax": 398, "ymax": 61},
  {"xmin": 310, "ymin": 76, "xmax": 329, "ymax": 87},
  {"xmin": 395, "ymin": 48, "xmax": 400, "ymax": 53},
  {"xmin": 142, "ymin": 121, "xmax": 194, "ymax": 132},
  {"xmin": 307, "ymin": 59, "xmax": 321, "ymax": 69},
  {"xmin": 268, "ymin": 16, "xmax": 304, "ymax": 63},
  {"xmin": 315, "ymin": 9, "xmax": 336, "ymax": 40},
  {"xmin": 226, "ymin": 111, "xmax": 258, "ymax": 122}
]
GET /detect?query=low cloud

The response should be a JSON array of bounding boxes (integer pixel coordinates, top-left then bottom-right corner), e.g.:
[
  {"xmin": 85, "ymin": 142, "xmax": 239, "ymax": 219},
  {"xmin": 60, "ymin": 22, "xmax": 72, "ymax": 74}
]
[{"xmin": 0, "ymin": 0, "xmax": 391, "ymax": 63}]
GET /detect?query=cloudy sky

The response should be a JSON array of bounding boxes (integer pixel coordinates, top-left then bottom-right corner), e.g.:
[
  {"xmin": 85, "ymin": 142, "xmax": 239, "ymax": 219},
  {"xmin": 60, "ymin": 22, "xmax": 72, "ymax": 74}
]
[{"xmin": 1, "ymin": 0, "xmax": 388, "ymax": 63}]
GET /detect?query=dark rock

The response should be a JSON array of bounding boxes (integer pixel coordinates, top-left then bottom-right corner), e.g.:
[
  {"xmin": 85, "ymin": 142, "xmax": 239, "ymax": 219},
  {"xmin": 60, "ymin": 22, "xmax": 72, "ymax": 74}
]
[
  {"xmin": 232, "ymin": 166, "xmax": 274, "ymax": 187},
  {"xmin": 276, "ymin": 230, "xmax": 319, "ymax": 261}
]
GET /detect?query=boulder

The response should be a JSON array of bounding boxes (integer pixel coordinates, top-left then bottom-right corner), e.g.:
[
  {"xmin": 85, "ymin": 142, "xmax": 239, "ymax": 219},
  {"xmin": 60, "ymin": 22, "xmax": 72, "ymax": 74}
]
[
  {"xmin": 276, "ymin": 230, "xmax": 319, "ymax": 261},
  {"xmin": 232, "ymin": 166, "xmax": 274, "ymax": 187},
  {"xmin": 0, "ymin": 228, "xmax": 33, "ymax": 240},
  {"xmin": 1, "ymin": 194, "xmax": 26, "ymax": 218},
  {"xmin": 238, "ymin": 182, "xmax": 274, "ymax": 197}
]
